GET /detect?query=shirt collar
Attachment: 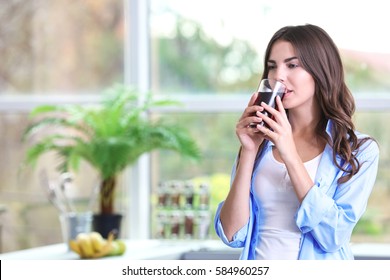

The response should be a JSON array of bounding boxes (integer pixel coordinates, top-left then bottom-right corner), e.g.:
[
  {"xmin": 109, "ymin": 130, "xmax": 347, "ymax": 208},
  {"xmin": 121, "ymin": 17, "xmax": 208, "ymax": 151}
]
[{"xmin": 325, "ymin": 119, "xmax": 333, "ymax": 141}]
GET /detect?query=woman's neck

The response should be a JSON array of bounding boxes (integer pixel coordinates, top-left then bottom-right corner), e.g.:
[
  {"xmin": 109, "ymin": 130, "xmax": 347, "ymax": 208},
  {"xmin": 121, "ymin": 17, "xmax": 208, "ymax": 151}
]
[{"xmin": 290, "ymin": 113, "xmax": 320, "ymax": 137}]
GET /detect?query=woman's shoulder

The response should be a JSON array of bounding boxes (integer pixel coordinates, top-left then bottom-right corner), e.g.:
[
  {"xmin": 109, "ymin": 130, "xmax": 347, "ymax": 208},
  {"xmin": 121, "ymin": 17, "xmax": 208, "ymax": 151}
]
[{"xmin": 355, "ymin": 131, "xmax": 379, "ymax": 158}]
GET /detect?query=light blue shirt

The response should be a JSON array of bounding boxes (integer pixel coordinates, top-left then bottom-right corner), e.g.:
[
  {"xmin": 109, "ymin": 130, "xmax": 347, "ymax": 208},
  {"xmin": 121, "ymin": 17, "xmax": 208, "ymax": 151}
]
[{"xmin": 214, "ymin": 120, "xmax": 379, "ymax": 260}]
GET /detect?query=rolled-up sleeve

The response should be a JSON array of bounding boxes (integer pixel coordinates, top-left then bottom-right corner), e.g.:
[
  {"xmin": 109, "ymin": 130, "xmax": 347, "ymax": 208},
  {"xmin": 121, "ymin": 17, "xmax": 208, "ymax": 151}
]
[
  {"xmin": 214, "ymin": 201, "xmax": 249, "ymax": 248},
  {"xmin": 296, "ymin": 186, "xmax": 335, "ymax": 234}
]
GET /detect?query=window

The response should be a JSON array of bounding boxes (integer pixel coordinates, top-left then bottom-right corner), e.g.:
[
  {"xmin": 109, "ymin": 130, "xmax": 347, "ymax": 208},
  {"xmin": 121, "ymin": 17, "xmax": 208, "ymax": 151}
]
[{"xmin": 1, "ymin": 0, "xmax": 389, "ymax": 253}]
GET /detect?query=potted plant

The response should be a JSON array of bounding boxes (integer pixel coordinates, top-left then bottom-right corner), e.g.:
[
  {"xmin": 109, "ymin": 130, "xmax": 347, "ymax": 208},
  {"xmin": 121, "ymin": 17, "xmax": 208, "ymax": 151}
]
[{"xmin": 22, "ymin": 84, "xmax": 201, "ymax": 238}]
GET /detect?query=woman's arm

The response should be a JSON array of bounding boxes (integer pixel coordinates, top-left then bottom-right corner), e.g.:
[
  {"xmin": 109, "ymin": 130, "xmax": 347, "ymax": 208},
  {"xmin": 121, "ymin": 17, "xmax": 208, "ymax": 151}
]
[
  {"xmin": 296, "ymin": 139, "xmax": 379, "ymax": 252},
  {"xmin": 219, "ymin": 147, "xmax": 257, "ymax": 241},
  {"xmin": 218, "ymin": 92, "xmax": 266, "ymax": 241}
]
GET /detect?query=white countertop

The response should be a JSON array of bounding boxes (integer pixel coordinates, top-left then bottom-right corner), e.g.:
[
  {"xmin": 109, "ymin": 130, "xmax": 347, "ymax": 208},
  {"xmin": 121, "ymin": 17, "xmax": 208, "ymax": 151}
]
[
  {"xmin": 0, "ymin": 240, "xmax": 389, "ymax": 260},
  {"xmin": 0, "ymin": 239, "xmax": 239, "ymax": 260}
]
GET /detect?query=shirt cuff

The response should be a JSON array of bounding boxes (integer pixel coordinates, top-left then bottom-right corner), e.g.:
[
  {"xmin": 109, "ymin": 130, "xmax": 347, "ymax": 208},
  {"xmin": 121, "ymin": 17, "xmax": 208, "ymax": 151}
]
[
  {"xmin": 215, "ymin": 218, "xmax": 249, "ymax": 248},
  {"xmin": 295, "ymin": 184, "xmax": 334, "ymax": 233}
]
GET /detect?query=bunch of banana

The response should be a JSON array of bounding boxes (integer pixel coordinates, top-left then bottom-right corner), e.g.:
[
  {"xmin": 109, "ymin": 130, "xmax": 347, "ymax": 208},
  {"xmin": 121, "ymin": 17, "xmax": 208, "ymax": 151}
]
[{"xmin": 69, "ymin": 231, "xmax": 126, "ymax": 259}]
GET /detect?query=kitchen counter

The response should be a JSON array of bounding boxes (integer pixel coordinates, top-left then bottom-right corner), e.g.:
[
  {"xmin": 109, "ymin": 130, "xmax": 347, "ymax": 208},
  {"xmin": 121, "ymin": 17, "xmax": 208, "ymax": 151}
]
[
  {"xmin": 0, "ymin": 239, "xmax": 240, "ymax": 260},
  {"xmin": 0, "ymin": 240, "xmax": 389, "ymax": 260}
]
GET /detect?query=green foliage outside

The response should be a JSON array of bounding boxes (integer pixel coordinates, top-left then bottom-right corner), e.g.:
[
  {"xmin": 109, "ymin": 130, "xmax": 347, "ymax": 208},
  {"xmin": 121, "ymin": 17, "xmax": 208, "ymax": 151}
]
[{"xmin": 156, "ymin": 17, "xmax": 261, "ymax": 94}]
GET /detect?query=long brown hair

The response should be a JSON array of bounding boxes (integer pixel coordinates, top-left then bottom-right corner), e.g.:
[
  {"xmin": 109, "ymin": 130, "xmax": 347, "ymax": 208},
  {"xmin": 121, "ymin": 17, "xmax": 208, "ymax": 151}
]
[{"xmin": 262, "ymin": 24, "xmax": 372, "ymax": 183}]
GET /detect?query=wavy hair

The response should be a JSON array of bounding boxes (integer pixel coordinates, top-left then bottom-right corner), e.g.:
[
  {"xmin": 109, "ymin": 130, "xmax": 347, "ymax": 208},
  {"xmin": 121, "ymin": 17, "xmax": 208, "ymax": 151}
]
[{"xmin": 261, "ymin": 24, "xmax": 373, "ymax": 183}]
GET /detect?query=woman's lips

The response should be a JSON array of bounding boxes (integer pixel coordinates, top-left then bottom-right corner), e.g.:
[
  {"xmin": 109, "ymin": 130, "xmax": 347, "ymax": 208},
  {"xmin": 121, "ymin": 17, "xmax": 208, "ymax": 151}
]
[{"xmin": 283, "ymin": 89, "xmax": 293, "ymax": 98}]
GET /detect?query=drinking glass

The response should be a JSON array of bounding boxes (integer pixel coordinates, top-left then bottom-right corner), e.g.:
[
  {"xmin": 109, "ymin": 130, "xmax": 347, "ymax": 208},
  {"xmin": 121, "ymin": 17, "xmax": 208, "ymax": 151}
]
[{"xmin": 251, "ymin": 79, "xmax": 286, "ymax": 127}]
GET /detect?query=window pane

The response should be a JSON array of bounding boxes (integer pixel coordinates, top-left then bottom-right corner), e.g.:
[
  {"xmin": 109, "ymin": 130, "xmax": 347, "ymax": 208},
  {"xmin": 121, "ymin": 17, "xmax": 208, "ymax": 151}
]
[
  {"xmin": 0, "ymin": 0, "xmax": 124, "ymax": 94},
  {"xmin": 150, "ymin": 0, "xmax": 263, "ymax": 94},
  {"xmin": 352, "ymin": 111, "xmax": 390, "ymax": 242},
  {"xmin": 150, "ymin": 112, "xmax": 240, "ymax": 239},
  {"xmin": 0, "ymin": 0, "xmax": 125, "ymax": 253},
  {"xmin": 151, "ymin": 0, "xmax": 390, "ymax": 94}
]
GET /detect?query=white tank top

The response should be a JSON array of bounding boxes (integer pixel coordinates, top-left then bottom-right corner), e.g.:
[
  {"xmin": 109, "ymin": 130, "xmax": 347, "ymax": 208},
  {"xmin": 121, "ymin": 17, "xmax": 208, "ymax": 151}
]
[{"xmin": 254, "ymin": 147, "xmax": 322, "ymax": 260}]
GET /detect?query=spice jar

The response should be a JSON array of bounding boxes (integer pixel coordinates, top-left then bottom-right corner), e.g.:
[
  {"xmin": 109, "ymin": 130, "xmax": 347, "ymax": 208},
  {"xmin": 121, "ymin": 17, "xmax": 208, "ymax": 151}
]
[
  {"xmin": 198, "ymin": 183, "xmax": 210, "ymax": 210},
  {"xmin": 184, "ymin": 211, "xmax": 195, "ymax": 238},
  {"xmin": 183, "ymin": 182, "xmax": 195, "ymax": 209}
]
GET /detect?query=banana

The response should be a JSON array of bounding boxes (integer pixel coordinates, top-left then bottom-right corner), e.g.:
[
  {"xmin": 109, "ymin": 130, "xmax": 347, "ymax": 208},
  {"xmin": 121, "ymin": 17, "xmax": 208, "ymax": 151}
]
[
  {"xmin": 89, "ymin": 231, "xmax": 106, "ymax": 253},
  {"xmin": 69, "ymin": 231, "xmax": 125, "ymax": 259},
  {"xmin": 69, "ymin": 240, "xmax": 82, "ymax": 256},
  {"xmin": 76, "ymin": 232, "xmax": 94, "ymax": 258},
  {"xmin": 90, "ymin": 231, "xmax": 115, "ymax": 258}
]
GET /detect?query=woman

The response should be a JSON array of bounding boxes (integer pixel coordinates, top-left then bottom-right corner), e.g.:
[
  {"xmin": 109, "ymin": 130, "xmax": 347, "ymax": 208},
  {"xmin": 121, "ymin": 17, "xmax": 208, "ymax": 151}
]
[{"xmin": 214, "ymin": 24, "xmax": 379, "ymax": 260}]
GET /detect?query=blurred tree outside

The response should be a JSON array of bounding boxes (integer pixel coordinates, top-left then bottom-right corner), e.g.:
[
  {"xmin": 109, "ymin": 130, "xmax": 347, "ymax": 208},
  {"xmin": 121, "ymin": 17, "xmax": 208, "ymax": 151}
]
[
  {"xmin": 153, "ymin": 16, "xmax": 262, "ymax": 94},
  {"xmin": 342, "ymin": 50, "xmax": 390, "ymax": 93},
  {"xmin": 352, "ymin": 111, "xmax": 390, "ymax": 242},
  {"xmin": 0, "ymin": 0, "xmax": 124, "ymax": 94}
]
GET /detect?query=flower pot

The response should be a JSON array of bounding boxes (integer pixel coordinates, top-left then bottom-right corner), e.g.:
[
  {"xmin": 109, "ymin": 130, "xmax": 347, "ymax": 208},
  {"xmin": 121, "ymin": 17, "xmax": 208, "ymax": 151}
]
[{"xmin": 92, "ymin": 213, "xmax": 123, "ymax": 239}]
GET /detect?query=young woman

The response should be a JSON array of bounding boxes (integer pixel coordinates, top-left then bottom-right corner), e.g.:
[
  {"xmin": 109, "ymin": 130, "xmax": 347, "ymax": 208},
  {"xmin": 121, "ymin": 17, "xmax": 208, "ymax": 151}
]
[{"xmin": 214, "ymin": 24, "xmax": 379, "ymax": 260}]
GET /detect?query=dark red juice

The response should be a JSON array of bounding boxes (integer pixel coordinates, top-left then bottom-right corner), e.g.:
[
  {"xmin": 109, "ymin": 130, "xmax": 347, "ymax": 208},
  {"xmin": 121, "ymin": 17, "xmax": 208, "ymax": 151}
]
[{"xmin": 251, "ymin": 91, "xmax": 284, "ymax": 128}]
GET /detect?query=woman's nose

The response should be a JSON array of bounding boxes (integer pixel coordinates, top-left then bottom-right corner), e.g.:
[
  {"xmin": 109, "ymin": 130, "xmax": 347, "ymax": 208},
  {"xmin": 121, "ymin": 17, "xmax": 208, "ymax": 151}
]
[
  {"xmin": 274, "ymin": 69, "xmax": 286, "ymax": 83},
  {"xmin": 269, "ymin": 67, "xmax": 286, "ymax": 82}
]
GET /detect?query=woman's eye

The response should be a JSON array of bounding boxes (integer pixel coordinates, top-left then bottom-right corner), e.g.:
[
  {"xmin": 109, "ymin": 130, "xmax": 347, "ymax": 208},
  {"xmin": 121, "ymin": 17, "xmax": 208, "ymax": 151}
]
[
  {"xmin": 267, "ymin": 65, "xmax": 276, "ymax": 70},
  {"xmin": 288, "ymin": 63, "xmax": 299, "ymax": 69}
]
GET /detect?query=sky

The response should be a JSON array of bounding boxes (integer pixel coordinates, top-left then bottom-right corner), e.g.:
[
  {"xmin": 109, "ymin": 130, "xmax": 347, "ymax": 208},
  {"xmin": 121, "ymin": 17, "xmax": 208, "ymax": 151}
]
[{"xmin": 151, "ymin": 0, "xmax": 390, "ymax": 54}]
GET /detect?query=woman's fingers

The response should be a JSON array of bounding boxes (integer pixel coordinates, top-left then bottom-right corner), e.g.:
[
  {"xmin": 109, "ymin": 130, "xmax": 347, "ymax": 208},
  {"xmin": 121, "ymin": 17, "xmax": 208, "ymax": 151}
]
[
  {"xmin": 237, "ymin": 116, "xmax": 263, "ymax": 130},
  {"xmin": 275, "ymin": 96, "xmax": 288, "ymax": 120},
  {"xmin": 258, "ymin": 107, "xmax": 280, "ymax": 133},
  {"xmin": 260, "ymin": 101, "xmax": 278, "ymax": 118},
  {"xmin": 257, "ymin": 124, "xmax": 274, "ymax": 138},
  {"xmin": 260, "ymin": 97, "xmax": 287, "ymax": 126},
  {"xmin": 248, "ymin": 92, "xmax": 258, "ymax": 106}
]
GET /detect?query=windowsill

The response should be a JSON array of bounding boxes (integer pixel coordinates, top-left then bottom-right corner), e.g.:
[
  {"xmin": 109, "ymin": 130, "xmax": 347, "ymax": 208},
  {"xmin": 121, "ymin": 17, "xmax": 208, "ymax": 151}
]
[
  {"xmin": 0, "ymin": 239, "xmax": 234, "ymax": 260},
  {"xmin": 0, "ymin": 240, "xmax": 389, "ymax": 260}
]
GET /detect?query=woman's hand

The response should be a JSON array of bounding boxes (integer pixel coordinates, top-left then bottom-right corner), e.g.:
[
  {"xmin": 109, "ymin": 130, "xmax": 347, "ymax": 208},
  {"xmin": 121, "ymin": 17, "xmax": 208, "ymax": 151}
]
[{"xmin": 235, "ymin": 92, "xmax": 266, "ymax": 152}]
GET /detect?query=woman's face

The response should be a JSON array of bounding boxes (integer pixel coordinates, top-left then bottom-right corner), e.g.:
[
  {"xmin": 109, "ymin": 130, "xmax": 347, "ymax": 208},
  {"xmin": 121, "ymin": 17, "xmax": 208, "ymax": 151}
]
[{"xmin": 266, "ymin": 40, "xmax": 316, "ymax": 111}]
